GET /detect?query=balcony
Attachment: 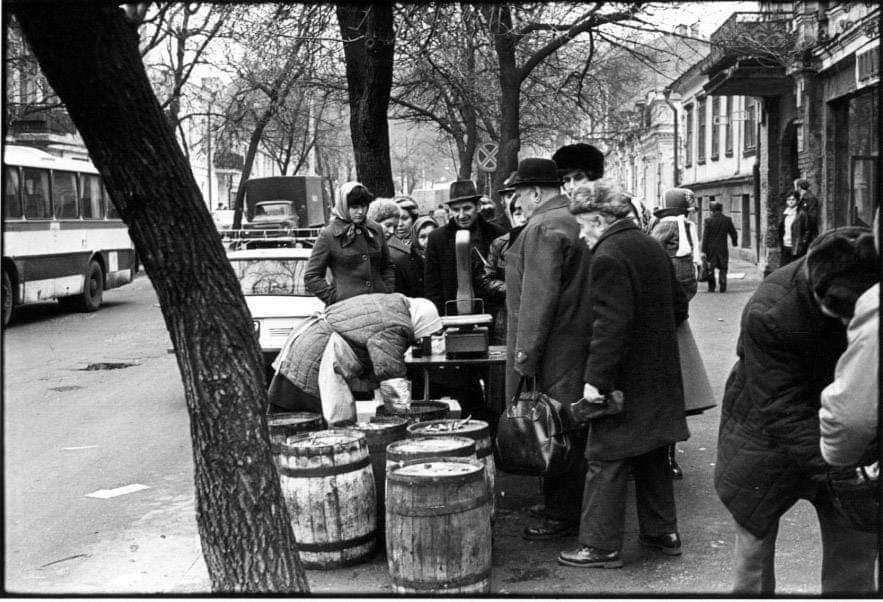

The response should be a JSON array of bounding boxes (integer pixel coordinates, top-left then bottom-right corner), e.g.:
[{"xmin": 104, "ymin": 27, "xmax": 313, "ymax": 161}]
[{"xmin": 702, "ymin": 12, "xmax": 795, "ymax": 97}]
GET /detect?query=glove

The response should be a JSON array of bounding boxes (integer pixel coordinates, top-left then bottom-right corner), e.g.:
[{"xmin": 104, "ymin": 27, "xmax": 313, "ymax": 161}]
[{"xmin": 379, "ymin": 377, "xmax": 412, "ymax": 412}]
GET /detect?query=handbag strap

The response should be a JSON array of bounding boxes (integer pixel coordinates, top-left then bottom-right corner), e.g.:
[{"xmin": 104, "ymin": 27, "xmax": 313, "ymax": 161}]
[{"xmin": 510, "ymin": 375, "xmax": 536, "ymax": 407}]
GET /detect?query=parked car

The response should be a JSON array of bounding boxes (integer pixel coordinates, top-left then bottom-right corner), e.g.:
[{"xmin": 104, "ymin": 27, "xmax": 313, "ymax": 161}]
[{"xmin": 227, "ymin": 247, "xmax": 324, "ymax": 371}]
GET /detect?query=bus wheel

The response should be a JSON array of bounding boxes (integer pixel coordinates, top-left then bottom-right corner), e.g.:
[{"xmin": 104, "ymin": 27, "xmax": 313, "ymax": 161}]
[
  {"xmin": 2, "ymin": 270, "xmax": 13, "ymax": 327},
  {"xmin": 78, "ymin": 260, "xmax": 104, "ymax": 312}
]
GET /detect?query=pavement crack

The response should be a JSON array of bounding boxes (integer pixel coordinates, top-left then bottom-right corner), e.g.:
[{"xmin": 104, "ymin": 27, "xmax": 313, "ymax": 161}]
[{"xmin": 39, "ymin": 553, "xmax": 91, "ymax": 568}]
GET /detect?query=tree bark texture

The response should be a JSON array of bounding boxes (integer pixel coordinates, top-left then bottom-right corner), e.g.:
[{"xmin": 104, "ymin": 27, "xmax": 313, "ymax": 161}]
[
  {"xmin": 336, "ymin": 3, "xmax": 395, "ymax": 197},
  {"xmin": 11, "ymin": 4, "xmax": 308, "ymax": 592},
  {"xmin": 485, "ymin": 6, "xmax": 521, "ymax": 199}
]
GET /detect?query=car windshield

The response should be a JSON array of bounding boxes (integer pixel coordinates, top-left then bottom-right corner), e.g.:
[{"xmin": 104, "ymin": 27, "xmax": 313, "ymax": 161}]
[
  {"xmin": 229, "ymin": 257, "xmax": 310, "ymax": 296},
  {"xmin": 253, "ymin": 201, "xmax": 293, "ymax": 220}
]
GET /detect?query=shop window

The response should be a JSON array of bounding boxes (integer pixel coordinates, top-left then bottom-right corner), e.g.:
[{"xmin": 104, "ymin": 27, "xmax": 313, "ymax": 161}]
[
  {"xmin": 697, "ymin": 97, "xmax": 707, "ymax": 164},
  {"xmin": 711, "ymin": 96, "xmax": 720, "ymax": 161}
]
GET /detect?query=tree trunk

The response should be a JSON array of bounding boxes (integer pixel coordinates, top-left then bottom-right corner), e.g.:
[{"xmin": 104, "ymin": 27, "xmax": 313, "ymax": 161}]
[
  {"xmin": 12, "ymin": 4, "xmax": 309, "ymax": 592},
  {"xmin": 487, "ymin": 6, "xmax": 521, "ymax": 200},
  {"xmin": 336, "ymin": 3, "xmax": 395, "ymax": 197}
]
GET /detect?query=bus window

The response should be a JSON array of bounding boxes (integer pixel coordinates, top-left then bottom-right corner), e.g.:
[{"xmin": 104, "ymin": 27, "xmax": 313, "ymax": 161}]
[
  {"xmin": 102, "ymin": 182, "xmax": 120, "ymax": 219},
  {"xmin": 21, "ymin": 168, "xmax": 51, "ymax": 219},
  {"xmin": 80, "ymin": 173, "xmax": 104, "ymax": 219},
  {"xmin": 4, "ymin": 166, "xmax": 22, "ymax": 218},
  {"xmin": 52, "ymin": 170, "xmax": 79, "ymax": 219}
]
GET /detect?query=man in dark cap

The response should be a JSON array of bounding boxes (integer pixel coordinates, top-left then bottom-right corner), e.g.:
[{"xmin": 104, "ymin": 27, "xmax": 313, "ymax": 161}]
[
  {"xmin": 505, "ymin": 158, "xmax": 593, "ymax": 541},
  {"xmin": 714, "ymin": 226, "xmax": 878, "ymax": 594},
  {"xmin": 552, "ymin": 142, "xmax": 605, "ymax": 198},
  {"xmin": 793, "ymin": 177, "xmax": 820, "ymax": 243},
  {"xmin": 701, "ymin": 200, "xmax": 738, "ymax": 292},
  {"xmin": 558, "ymin": 179, "xmax": 689, "ymax": 569}
]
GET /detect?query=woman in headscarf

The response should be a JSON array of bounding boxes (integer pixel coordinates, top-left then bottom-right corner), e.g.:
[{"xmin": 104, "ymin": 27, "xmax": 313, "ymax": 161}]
[
  {"xmin": 304, "ymin": 182, "xmax": 394, "ymax": 305},
  {"xmin": 268, "ymin": 294, "xmax": 442, "ymax": 423},
  {"xmin": 394, "ymin": 195, "xmax": 419, "ymax": 242}
]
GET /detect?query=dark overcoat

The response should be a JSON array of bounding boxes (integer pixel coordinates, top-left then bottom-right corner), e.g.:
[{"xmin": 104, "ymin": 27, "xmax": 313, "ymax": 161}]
[
  {"xmin": 714, "ymin": 259, "xmax": 847, "ymax": 538},
  {"xmin": 275, "ymin": 293, "xmax": 414, "ymax": 398},
  {"xmin": 504, "ymin": 195, "xmax": 592, "ymax": 404},
  {"xmin": 423, "ymin": 215, "xmax": 506, "ymax": 315},
  {"xmin": 582, "ymin": 219, "xmax": 690, "ymax": 461},
  {"xmin": 701, "ymin": 211, "xmax": 738, "ymax": 269},
  {"xmin": 388, "ymin": 236, "xmax": 425, "ymax": 298},
  {"xmin": 304, "ymin": 217, "xmax": 394, "ymax": 305},
  {"xmin": 777, "ymin": 209, "xmax": 810, "ymax": 257}
]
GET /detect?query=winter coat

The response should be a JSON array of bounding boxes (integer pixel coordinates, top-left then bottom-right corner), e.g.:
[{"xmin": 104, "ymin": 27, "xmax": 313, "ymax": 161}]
[
  {"xmin": 777, "ymin": 208, "xmax": 809, "ymax": 257},
  {"xmin": 582, "ymin": 219, "xmax": 690, "ymax": 461},
  {"xmin": 423, "ymin": 214, "xmax": 506, "ymax": 315},
  {"xmin": 274, "ymin": 293, "xmax": 415, "ymax": 399},
  {"xmin": 304, "ymin": 216, "xmax": 395, "ymax": 305},
  {"xmin": 504, "ymin": 195, "xmax": 592, "ymax": 404},
  {"xmin": 714, "ymin": 258, "xmax": 848, "ymax": 538},
  {"xmin": 477, "ymin": 228, "xmax": 522, "ymax": 346},
  {"xmin": 819, "ymin": 283, "xmax": 879, "ymax": 466},
  {"xmin": 701, "ymin": 211, "xmax": 738, "ymax": 269},
  {"xmin": 388, "ymin": 235, "xmax": 425, "ymax": 298},
  {"xmin": 801, "ymin": 191, "xmax": 820, "ymax": 242}
]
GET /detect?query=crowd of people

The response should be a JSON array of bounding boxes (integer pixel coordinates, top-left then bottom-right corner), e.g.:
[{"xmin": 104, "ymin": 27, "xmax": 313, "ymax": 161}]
[{"xmin": 267, "ymin": 142, "xmax": 879, "ymax": 594}]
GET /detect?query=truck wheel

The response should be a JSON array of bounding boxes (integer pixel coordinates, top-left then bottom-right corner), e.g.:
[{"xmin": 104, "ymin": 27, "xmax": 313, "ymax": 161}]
[
  {"xmin": 75, "ymin": 260, "xmax": 104, "ymax": 312},
  {"xmin": 2, "ymin": 270, "xmax": 13, "ymax": 327}
]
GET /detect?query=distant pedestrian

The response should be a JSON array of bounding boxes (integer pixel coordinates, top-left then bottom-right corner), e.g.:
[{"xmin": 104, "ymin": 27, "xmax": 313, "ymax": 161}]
[
  {"xmin": 304, "ymin": 182, "xmax": 394, "ymax": 305},
  {"xmin": 777, "ymin": 190, "xmax": 809, "ymax": 266},
  {"xmin": 701, "ymin": 201, "xmax": 738, "ymax": 292},
  {"xmin": 715, "ymin": 226, "xmax": 879, "ymax": 594},
  {"xmin": 650, "ymin": 188, "xmax": 702, "ymax": 300},
  {"xmin": 794, "ymin": 178, "xmax": 820, "ymax": 243},
  {"xmin": 558, "ymin": 179, "xmax": 689, "ymax": 569},
  {"xmin": 431, "ymin": 205, "xmax": 449, "ymax": 227},
  {"xmin": 504, "ymin": 158, "xmax": 592, "ymax": 541}
]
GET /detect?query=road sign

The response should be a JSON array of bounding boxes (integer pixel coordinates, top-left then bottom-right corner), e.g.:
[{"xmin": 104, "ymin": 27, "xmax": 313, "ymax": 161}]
[{"xmin": 476, "ymin": 142, "xmax": 498, "ymax": 172}]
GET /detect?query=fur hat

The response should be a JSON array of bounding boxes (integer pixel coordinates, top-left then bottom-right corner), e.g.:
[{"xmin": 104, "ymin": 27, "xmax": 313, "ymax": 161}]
[
  {"xmin": 367, "ymin": 198, "xmax": 401, "ymax": 223},
  {"xmin": 568, "ymin": 179, "xmax": 633, "ymax": 219},
  {"xmin": 806, "ymin": 226, "xmax": 878, "ymax": 319},
  {"xmin": 552, "ymin": 143, "xmax": 605, "ymax": 178}
]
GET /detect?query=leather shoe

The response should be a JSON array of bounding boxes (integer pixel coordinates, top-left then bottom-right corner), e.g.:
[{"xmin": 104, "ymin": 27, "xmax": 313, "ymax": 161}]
[
  {"xmin": 639, "ymin": 532, "xmax": 682, "ymax": 556},
  {"xmin": 522, "ymin": 518, "xmax": 578, "ymax": 541},
  {"xmin": 557, "ymin": 545, "xmax": 623, "ymax": 568},
  {"xmin": 527, "ymin": 503, "xmax": 570, "ymax": 521}
]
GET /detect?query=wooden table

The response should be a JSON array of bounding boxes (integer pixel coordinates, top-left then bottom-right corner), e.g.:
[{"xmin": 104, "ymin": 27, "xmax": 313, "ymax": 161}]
[{"xmin": 404, "ymin": 344, "xmax": 507, "ymax": 413}]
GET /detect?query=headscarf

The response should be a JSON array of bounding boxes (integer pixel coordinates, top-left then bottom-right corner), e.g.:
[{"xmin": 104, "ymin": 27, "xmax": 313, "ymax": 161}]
[
  {"xmin": 331, "ymin": 181, "xmax": 375, "ymax": 247},
  {"xmin": 410, "ymin": 216, "xmax": 437, "ymax": 253},
  {"xmin": 407, "ymin": 297, "xmax": 442, "ymax": 338}
]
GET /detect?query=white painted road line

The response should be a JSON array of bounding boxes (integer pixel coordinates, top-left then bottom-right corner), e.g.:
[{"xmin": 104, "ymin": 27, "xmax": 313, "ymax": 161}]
[
  {"xmin": 86, "ymin": 484, "xmax": 150, "ymax": 499},
  {"xmin": 62, "ymin": 446, "xmax": 98, "ymax": 451}
]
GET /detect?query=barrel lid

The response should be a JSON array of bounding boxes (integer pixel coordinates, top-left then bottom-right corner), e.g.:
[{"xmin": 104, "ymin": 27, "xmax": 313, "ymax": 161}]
[
  {"xmin": 393, "ymin": 460, "xmax": 483, "ymax": 478},
  {"xmin": 376, "ymin": 400, "xmax": 449, "ymax": 414},
  {"xmin": 283, "ymin": 428, "xmax": 366, "ymax": 455},
  {"xmin": 267, "ymin": 412, "xmax": 323, "ymax": 427},
  {"xmin": 407, "ymin": 419, "xmax": 489, "ymax": 437},
  {"xmin": 388, "ymin": 435, "xmax": 475, "ymax": 455}
]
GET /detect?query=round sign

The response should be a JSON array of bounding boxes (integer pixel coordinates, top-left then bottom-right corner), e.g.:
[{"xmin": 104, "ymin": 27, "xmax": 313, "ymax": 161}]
[{"xmin": 476, "ymin": 142, "xmax": 498, "ymax": 172}]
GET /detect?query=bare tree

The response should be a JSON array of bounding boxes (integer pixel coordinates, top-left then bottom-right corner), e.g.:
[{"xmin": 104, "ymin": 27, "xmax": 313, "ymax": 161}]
[{"xmin": 9, "ymin": 3, "xmax": 309, "ymax": 591}]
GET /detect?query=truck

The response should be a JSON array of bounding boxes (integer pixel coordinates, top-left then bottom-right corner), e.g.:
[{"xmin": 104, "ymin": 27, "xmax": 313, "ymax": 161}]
[{"xmin": 234, "ymin": 175, "xmax": 331, "ymax": 230}]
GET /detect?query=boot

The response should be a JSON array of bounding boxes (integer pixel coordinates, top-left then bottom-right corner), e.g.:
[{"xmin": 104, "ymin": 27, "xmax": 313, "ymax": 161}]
[
  {"xmin": 668, "ymin": 444, "xmax": 683, "ymax": 480},
  {"xmin": 719, "ymin": 270, "xmax": 727, "ymax": 292}
]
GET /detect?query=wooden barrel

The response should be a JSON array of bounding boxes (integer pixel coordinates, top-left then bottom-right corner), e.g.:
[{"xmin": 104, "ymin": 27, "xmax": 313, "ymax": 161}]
[
  {"xmin": 386, "ymin": 458, "xmax": 492, "ymax": 594},
  {"xmin": 375, "ymin": 400, "xmax": 450, "ymax": 425},
  {"xmin": 386, "ymin": 436, "xmax": 477, "ymax": 474},
  {"xmin": 278, "ymin": 429, "xmax": 376, "ymax": 569},
  {"xmin": 407, "ymin": 419, "xmax": 496, "ymax": 521},
  {"xmin": 266, "ymin": 412, "xmax": 324, "ymax": 469},
  {"xmin": 352, "ymin": 418, "xmax": 409, "ymax": 533}
]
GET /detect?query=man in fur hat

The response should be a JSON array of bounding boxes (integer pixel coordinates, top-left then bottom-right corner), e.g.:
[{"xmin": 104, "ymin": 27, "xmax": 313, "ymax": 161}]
[
  {"xmin": 714, "ymin": 226, "xmax": 879, "ymax": 594},
  {"xmin": 552, "ymin": 142, "xmax": 605, "ymax": 198}
]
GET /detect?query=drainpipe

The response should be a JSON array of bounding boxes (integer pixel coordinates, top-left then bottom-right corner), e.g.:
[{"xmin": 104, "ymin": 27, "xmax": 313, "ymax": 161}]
[{"xmin": 663, "ymin": 87, "xmax": 679, "ymax": 186}]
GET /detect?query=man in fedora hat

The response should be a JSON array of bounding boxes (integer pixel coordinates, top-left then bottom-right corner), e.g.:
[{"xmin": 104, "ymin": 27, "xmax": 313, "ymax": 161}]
[
  {"xmin": 422, "ymin": 179, "xmax": 506, "ymax": 419},
  {"xmin": 505, "ymin": 157, "xmax": 593, "ymax": 541}
]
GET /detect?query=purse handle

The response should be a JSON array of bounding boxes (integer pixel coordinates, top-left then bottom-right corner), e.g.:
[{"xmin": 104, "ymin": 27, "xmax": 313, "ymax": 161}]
[{"xmin": 510, "ymin": 375, "xmax": 537, "ymax": 407}]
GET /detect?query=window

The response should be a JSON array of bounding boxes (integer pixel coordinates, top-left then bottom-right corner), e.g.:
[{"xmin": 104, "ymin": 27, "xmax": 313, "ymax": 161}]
[
  {"xmin": 725, "ymin": 96, "xmax": 734, "ymax": 156},
  {"xmin": 52, "ymin": 171, "xmax": 79, "ymax": 219},
  {"xmin": 4, "ymin": 166, "xmax": 22, "ymax": 218},
  {"xmin": 80, "ymin": 174, "xmax": 104, "ymax": 219},
  {"xmin": 21, "ymin": 168, "xmax": 51, "ymax": 219},
  {"xmin": 711, "ymin": 96, "xmax": 721, "ymax": 161},
  {"xmin": 685, "ymin": 104, "xmax": 693, "ymax": 167},
  {"xmin": 697, "ymin": 97, "xmax": 707, "ymax": 163},
  {"xmin": 103, "ymin": 183, "xmax": 120, "ymax": 219},
  {"xmin": 744, "ymin": 100, "xmax": 757, "ymax": 151}
]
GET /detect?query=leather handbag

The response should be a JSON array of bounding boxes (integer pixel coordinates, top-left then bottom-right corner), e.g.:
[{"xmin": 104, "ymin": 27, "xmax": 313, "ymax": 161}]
[
  {"xmin": 697, "ymin": 259, "xmax": 712, "ymax": 283},
  {"xmin": 494, "ymin": 376, "xmax": 573, "ymax": 476}
]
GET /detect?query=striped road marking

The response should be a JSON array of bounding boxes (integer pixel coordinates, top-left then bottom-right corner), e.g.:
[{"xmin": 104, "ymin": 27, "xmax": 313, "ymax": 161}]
[{"xmin": 86, "ymin": 484, "xmax": 150, "ymax": 499}]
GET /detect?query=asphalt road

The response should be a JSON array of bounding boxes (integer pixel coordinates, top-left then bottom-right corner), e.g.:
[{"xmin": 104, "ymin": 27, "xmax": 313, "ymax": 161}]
[{"xmin": 2, "ymin": 264, "xmax": 830, "ymax": 594}]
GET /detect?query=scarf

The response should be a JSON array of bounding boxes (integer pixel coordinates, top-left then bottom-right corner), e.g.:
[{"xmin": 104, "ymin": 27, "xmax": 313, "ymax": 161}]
[
  {"xmin": 660, "ymin": 214, "xmax": 701, "ymax": 262},
  {"xmin": 407, "ymin": 297, "xmax": 443, "ymax": 337},
  {"xmin": 332, "ymin": 181, "xmax": 375, "ymax": 248}
]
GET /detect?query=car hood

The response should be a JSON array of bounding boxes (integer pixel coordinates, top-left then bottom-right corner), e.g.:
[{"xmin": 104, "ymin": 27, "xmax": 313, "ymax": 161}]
[{"xmin": 244, "ymin": 295, "xmax": 324, "ymax": 319}]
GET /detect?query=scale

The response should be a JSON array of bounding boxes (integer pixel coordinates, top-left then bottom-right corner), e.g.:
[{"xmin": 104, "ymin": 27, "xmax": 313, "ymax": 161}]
[{"xmin": 442, "ymin": 229, "xmax": 492, "ymax": 358}]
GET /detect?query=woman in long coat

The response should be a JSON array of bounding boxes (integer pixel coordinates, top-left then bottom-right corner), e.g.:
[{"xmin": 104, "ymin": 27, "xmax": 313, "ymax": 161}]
[{"xmin": 304, "ymin": 182, "xmax": 394, "ymax": 305}]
